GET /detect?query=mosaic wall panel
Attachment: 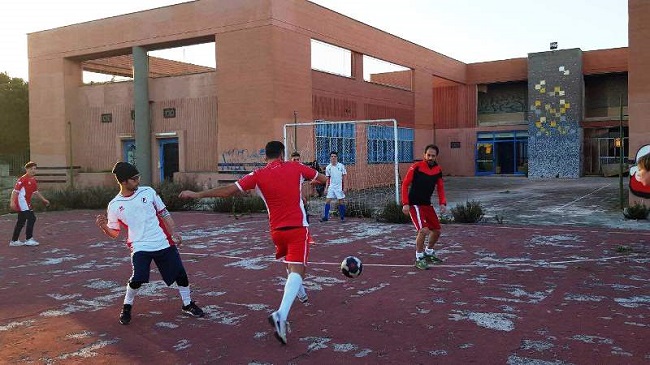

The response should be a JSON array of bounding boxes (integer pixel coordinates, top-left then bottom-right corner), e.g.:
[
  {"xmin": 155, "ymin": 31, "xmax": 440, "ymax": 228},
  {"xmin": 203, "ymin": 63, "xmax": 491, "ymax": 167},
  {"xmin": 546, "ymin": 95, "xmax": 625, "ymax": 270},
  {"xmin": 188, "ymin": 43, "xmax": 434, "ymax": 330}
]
[{"xmin": 527, "ymin": 49, "xmax": 583, "ymax": 178}]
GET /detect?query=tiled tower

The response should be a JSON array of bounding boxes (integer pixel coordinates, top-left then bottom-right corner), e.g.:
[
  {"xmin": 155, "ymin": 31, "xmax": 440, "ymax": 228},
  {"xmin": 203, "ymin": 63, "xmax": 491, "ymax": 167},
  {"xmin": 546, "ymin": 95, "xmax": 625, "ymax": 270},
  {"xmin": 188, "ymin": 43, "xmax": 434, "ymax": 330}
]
[{"xmin": 527, "ymin": 49, "xmax": 583, "ymax": 178}]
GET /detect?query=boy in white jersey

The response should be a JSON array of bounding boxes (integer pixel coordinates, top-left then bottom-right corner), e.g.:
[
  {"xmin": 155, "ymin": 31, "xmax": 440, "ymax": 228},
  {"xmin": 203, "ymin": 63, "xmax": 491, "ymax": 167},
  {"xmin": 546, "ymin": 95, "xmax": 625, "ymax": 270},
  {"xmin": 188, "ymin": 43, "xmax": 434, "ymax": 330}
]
[
  {"xmin": 321, "ymin": 151, "xmax": 347, "ymax": 222},
  {"xmin": 95, "ymin": 162, "xmax": 204, "ymax": 325}
]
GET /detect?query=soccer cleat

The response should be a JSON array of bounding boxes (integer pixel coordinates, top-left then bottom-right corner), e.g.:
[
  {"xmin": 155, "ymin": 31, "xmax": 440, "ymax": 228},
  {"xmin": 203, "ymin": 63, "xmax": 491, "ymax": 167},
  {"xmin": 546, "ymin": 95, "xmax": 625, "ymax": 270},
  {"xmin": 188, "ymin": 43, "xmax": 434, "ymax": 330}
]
[
  {"xmin": 119, "ymin": 304, "xmax": 132, "ymax": 325},
  {"xmin": 268, "ymin": 311, "xmax": 288, "ymax": 345},
  {"xmin": 414, "ymin": 259, "xmax": 429, "ymax": 270},
  {"xmin": 24, "ymin": 238, "xmax": 40, "ymax": 246},
  {"xmin": 9, "ymin": 240, "xmax": 25, "ymax": 247},
  {"xmin": 423, "ymin": 253, "xmax": 443, "ymax": 264},
  {"xmin": 297, "ymin": 291, "xmax": 309, "ymax": 304},
  {"xmin": 182, "ymin": 301, "xmax": 205, "ymax": 317}
]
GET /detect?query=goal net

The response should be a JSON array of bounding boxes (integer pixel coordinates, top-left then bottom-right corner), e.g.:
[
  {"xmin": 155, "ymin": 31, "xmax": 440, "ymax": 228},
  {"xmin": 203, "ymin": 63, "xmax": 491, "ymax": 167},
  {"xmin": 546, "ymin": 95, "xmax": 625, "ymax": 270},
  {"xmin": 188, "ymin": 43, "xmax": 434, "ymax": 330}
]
[{"xmin": 283, "ymin": 119, "xmax": 402, "ymax": 218}]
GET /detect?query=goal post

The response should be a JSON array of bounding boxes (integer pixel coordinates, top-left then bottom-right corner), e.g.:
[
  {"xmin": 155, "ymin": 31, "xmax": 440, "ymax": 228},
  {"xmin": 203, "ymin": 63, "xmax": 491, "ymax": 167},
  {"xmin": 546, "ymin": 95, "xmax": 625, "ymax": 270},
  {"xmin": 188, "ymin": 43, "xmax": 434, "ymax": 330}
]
[{"xmin": 283, "ymin": 119, "xmax": 401, "ymax": 213}]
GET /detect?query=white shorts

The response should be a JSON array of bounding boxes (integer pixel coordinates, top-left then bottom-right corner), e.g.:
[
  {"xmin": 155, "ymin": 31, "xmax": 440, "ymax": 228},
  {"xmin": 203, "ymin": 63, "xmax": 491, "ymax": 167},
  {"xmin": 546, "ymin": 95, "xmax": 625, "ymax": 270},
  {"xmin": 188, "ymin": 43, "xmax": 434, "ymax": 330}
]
[{"xmin": 326, "ymin": 188, "xmax": 345, "ymax": 200}]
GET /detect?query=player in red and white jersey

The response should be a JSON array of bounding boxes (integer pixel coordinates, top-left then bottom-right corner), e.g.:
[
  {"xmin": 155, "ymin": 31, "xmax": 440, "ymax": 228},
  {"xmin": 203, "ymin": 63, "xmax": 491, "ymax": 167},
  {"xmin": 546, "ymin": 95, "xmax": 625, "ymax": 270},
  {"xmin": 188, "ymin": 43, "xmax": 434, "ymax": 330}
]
[
  {"xmin": 96, "ymin": 162, "xmax": 204, "ymax": 325},
  {"xmin": 9, "ymin": 161, "xmax": 49, "ymax": 247},
  {"xmin": 179, "ymin": 141, "xmax": 328, "ymax": 345}
]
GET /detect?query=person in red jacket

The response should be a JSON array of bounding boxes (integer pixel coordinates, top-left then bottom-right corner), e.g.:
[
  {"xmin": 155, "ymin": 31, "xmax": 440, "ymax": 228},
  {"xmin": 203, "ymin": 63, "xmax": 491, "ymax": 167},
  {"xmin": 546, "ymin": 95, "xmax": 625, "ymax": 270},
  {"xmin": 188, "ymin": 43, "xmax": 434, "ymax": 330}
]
[
  {"xmin": 9, "ymin": 161, "xmax": 50, "ymax": 247},
  {"xmin": 401, "ymin": 145, "xmax": 447, "ymax": 270}
]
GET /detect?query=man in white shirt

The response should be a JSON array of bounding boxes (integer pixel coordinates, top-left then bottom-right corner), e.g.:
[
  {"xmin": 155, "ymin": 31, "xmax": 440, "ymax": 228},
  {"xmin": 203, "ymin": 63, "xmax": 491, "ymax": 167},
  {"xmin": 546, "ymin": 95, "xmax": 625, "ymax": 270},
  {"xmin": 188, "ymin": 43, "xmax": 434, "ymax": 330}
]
[
  {"xmin": 95, "ymin": 162, "xmax": 204, "ymax": 325},
  {"xmin": 321, "ymin": 151, "xmax": 347, "ymax": 222}
]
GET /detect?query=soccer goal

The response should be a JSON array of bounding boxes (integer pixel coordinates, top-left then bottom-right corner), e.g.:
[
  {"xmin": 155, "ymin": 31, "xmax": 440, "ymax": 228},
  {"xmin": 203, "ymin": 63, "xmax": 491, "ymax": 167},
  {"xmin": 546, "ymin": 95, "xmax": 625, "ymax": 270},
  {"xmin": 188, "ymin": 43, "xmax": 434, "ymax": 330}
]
[{"xmin": 283, "ymin": 119, "xmax": 403, "ymax": 216}]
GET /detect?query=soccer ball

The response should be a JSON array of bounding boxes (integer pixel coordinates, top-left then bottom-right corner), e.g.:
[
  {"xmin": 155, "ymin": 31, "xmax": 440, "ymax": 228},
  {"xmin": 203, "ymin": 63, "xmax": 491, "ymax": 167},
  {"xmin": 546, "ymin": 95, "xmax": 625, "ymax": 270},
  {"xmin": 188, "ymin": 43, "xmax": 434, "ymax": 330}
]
[{"xmin": 340, "ymin": 256, "xmax": 363, "ymax": 278}]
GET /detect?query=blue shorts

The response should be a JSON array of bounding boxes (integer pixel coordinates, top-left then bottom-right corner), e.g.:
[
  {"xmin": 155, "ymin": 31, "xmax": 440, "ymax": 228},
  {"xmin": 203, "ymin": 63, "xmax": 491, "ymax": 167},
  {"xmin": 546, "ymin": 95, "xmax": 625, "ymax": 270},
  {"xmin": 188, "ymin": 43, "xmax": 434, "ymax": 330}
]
[{"xmin": 130, "ymin": 246, "xmax": 186, "ymax": 286}]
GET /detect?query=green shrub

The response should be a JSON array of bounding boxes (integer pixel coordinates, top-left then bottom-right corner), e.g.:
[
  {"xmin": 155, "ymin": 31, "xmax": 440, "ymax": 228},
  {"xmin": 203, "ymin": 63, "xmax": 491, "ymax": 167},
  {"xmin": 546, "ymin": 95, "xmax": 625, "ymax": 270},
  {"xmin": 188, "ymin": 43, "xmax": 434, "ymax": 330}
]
[
  {"xmin": 345, "ymin": 200, "xmax": 374, "ymax": 218},
  {"xmin": 450, "ymin": 200, "xmax": 484, "ymax": 223},
  {"xmin": 155, "ymin": 180, "xmax": 201, "ymax": 211},
  {"xmin": 623, "ymin": 203, "xmax": 649, "ymax": 220},
  {"xmin": 210, "ymin": 194, "xmax": 267, "ymax": 214},
  {"xmin": 438, "ymin": 213, "xmax": 454, "ymax": 224},
  {"xmin": 35, "ymin": 186, "xmax": 116, "ymax": 211},
  {"xmin": 377, "ymin": 201, "xmax": 410, "ymax": 224}
]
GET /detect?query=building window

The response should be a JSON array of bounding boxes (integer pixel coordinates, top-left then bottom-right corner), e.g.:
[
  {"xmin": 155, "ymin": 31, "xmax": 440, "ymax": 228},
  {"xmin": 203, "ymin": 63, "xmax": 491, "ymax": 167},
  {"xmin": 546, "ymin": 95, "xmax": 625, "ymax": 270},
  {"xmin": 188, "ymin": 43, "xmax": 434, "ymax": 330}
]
[
  {"xmin": 101, "ymin": 113, "xmax": 112, "ymax": 123},
  {"xmin": 316, "ymin": 123, "xmax": 356, "ymax": 165},
  {"xmin": 163, "ymin": 108, "xmax": 176, "ymax": 118},
  {"xmin": 367, "ymin": 126, "xmax": 413, "ymax": 163},
  {"xmin": 311, "ymin": 39, "xmax": 352, "ymax": 78}
]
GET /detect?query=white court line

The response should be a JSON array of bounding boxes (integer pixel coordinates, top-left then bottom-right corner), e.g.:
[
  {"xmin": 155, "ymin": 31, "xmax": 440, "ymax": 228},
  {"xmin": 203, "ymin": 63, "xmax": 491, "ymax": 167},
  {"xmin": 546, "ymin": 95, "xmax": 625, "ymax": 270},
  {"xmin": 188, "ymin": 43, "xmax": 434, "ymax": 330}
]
[
  {"xmin": 551, "ymin": 184, "xmax": 611, "ymax": 212},
  {"xmin": 484, "ymin": 224, "xmax": 650, "ymax": 236},
  {"xmin": 181, "ymin": 252, "xmax": 643, "ymax": 269}
]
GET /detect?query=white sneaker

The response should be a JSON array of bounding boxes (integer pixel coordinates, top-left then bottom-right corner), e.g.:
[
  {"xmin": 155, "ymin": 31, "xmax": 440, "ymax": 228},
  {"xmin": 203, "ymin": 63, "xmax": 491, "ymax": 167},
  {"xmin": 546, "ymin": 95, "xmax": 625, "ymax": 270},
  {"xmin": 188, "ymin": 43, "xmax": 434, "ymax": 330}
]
[
  {"xmin": 268, "ymin": 311, "xmax": 288, "ymax": 345},
  {"xmin": 9, "ymin": 240, "xmax": 25, "ymax": 247},
  {"xmin": 24, "ymin": 238, "xmax": 40, "ymax": 246}
]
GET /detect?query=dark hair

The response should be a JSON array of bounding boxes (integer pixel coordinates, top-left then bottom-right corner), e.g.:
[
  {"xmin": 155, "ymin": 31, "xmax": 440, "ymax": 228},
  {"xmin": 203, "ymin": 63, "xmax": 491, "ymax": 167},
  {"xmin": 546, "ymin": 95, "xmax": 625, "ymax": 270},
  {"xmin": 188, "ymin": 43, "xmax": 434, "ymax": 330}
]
[
  {"xmin": 329, "ymin": 151, "xmax": 338, "ymax": 156},
  {"xmin": 112, "ymin": 161, "xmax": 140, "ymax": 183},
  {"xmin": 24, "ymin": 161, "xmax": 37, "ymax": 169},
  {"xmin": 265, "ymin": 141, "xmax": 285, "ymax": 159},
  {"xmin": 290, "ymin": 151, "xmax": 300, "ymax": 158},
  {"xmin": 424, "ymin": 144, "xmax": 439, "ymax": 155}
]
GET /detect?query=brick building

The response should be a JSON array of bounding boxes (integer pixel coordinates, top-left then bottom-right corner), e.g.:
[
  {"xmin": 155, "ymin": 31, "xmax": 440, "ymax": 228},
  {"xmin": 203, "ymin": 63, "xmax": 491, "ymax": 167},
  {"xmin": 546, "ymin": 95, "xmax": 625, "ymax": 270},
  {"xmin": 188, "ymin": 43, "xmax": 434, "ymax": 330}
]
[{"xmin": 27, "ymin": 0, "xmax": 650, "ymax": 203}]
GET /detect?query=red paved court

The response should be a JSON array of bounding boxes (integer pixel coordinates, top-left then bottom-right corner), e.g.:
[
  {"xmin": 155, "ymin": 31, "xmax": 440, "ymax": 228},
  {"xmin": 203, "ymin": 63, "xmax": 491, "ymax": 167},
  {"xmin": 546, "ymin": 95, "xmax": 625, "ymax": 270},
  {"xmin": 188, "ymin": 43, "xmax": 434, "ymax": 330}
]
[{"xmin": 1, "ymin": 210, "xmax": 648, "ymax": 364}]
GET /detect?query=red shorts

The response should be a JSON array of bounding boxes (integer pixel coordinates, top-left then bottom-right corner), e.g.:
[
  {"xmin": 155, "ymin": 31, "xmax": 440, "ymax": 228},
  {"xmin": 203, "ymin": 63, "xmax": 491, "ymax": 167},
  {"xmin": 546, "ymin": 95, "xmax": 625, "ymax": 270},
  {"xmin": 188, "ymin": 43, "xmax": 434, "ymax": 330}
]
[
  {"xmin": 270, "ymin": 227, "xmax": 311, "ymax": 265},
  {"xmin": 408, "ymin": 205, "xmax": 441, "ymax": 231}
]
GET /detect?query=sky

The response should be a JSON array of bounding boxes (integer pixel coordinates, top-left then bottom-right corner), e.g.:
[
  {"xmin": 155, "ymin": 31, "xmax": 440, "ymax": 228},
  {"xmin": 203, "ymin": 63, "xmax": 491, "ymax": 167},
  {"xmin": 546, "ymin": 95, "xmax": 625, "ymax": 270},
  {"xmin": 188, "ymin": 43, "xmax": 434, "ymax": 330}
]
[{"xmin": 0, "ymin": 0, "xmax": 628, "ymax": 81}]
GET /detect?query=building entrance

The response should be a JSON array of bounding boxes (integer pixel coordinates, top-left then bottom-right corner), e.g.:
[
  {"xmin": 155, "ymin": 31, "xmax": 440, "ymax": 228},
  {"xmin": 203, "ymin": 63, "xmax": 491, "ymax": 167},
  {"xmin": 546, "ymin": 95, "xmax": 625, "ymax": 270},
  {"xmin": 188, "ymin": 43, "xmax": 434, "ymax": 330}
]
[
  {"xmin": 475, "ymin": 131, "xmax": 528, "ymax": 176},
  {"xmin": 158, "ymin": 138, "xmax": 179, "ymax": 181}
]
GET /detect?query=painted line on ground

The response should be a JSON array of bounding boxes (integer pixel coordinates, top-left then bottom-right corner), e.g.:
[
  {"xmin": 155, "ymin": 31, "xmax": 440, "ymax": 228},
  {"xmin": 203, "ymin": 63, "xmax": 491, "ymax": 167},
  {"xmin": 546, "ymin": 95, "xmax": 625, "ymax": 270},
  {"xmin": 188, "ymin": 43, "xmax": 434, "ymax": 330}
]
[
  {"xmin": 181, "ymin": 252, "xmax": 643, "ymax": 269},
  {"xmin": 551, "ymin": 184, "xmax": 611, "ymax": 212}
]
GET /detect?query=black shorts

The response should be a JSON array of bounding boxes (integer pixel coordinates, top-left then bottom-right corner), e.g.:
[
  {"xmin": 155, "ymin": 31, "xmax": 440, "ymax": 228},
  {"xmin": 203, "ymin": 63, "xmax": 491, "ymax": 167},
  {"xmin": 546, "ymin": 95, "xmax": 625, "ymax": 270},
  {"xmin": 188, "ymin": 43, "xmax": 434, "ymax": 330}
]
[{"xmin": 130, "ymin": 246, "xmax": 186, "ymax": 286}]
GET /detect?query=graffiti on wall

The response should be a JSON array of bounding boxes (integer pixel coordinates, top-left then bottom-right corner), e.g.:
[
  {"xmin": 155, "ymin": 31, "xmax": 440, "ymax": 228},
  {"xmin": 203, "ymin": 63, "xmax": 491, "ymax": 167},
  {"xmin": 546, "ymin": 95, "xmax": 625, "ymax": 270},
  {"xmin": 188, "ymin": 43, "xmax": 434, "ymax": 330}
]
[
  {"xmin": 477, "ymin": 84, "xmax": 528, "ymax": 114},
  {"xmin": 530, "ymin": 66, "xmax": 573, "ymax": 136},
  {"xmin": 220, "ymin": 148, "xmax": 265, "ymax": 171}
]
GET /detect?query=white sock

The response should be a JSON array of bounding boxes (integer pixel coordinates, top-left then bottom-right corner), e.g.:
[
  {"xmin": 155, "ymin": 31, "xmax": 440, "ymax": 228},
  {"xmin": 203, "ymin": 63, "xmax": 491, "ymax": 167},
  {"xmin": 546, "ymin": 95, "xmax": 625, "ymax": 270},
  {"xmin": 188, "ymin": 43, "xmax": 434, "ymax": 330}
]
[
  {"xmin": 288, "ymin": 268, "xmax": 306, "ymax": 298},
  {"xmin": 278, "ymin": 272, "xmax": 302, "ymax": 321},
  {"xmin": 124, "ymin": 285, "xmax": 137, "ymax": 305},
  {"xmin": 425, "ymin": 248, "xmax": 434, "ymax": 256},
  {"xmin": 178, "ymin": 285, "xmax": 191, "ymax": 306}
]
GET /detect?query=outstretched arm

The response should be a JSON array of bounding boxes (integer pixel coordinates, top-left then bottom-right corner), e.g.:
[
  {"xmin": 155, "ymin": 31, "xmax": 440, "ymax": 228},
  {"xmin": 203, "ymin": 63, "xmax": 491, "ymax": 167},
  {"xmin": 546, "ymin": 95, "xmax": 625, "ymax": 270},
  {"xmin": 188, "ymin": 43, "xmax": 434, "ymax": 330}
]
[{"xmin": 179, "ymin": 183, "xmax": 240, "ymax": 199}]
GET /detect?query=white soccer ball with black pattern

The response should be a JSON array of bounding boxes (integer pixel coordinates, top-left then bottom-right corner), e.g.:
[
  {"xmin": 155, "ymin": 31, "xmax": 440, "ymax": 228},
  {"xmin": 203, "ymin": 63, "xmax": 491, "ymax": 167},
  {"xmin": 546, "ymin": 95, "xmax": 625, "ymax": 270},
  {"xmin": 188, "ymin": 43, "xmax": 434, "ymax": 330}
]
[{"xmin": 340, "ymin": 256, "xmax": 363, "ymax": 278}]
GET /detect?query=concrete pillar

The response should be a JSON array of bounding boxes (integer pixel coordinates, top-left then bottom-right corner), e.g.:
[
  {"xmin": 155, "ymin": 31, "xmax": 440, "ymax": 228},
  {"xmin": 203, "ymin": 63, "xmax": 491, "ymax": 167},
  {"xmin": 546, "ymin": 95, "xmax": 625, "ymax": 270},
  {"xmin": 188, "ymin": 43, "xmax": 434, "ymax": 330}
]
[
  {"xmin": 527, "ymin": 49, "xmax": 583, "ymax": 178},
  {"xmin": 133, "ymin": 46, "xmax": 152, "ymax": 185}
]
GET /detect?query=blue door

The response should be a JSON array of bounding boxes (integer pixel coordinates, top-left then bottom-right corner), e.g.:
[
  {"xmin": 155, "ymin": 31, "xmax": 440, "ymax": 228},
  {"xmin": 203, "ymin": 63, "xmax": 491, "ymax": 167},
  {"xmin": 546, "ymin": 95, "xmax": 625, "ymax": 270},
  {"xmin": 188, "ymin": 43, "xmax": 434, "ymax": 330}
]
[{"xmin": 159, "ymin": 138, "xmax": 179, "ymax": 181}]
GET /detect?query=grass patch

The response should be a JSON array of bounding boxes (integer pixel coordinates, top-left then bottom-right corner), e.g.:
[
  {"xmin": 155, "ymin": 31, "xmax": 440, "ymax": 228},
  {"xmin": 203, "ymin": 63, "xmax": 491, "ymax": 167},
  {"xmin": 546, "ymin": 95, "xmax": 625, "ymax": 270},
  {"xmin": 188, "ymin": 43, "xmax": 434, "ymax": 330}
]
[
  {"xmin": 623, "ymin": 203, "xmax": 649, "ymax": 220},
  {"xmin": 450, "ymin": 200, "xmax": 485, "ymax": 223},
  {"xmin": 376, "ymin": 201, "xmax": 410, "ymax": 224}
]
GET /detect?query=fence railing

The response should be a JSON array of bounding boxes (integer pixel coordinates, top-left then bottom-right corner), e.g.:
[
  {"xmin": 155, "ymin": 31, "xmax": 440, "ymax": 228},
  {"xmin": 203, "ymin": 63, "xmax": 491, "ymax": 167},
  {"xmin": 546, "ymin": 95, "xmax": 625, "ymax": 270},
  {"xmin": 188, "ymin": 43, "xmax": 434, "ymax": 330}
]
[{"xmin": 0, "ymin": 151, "xmax": 30, "ymax": 176}]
